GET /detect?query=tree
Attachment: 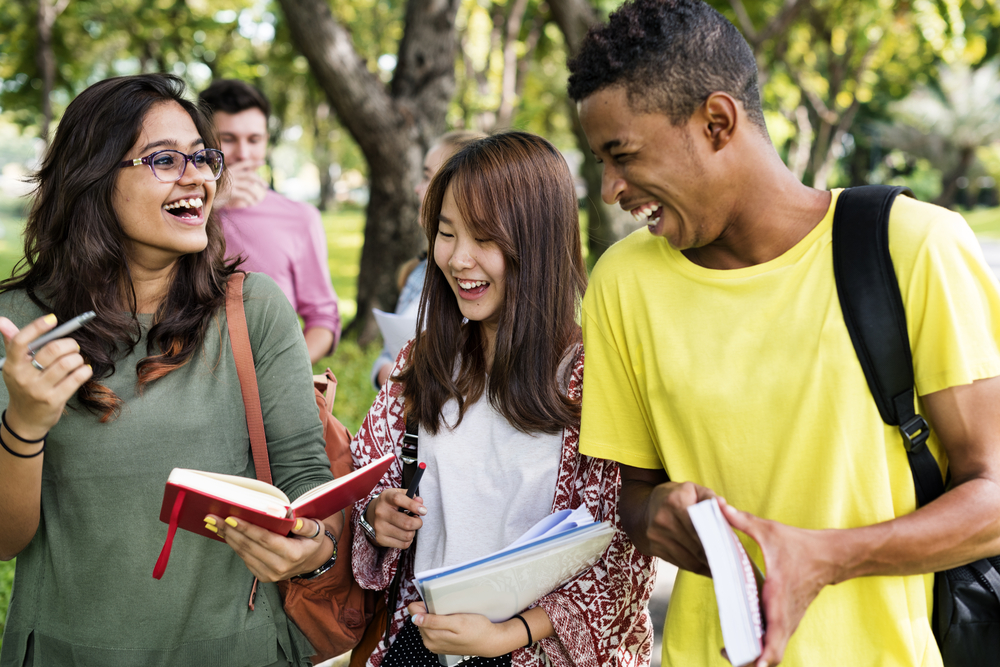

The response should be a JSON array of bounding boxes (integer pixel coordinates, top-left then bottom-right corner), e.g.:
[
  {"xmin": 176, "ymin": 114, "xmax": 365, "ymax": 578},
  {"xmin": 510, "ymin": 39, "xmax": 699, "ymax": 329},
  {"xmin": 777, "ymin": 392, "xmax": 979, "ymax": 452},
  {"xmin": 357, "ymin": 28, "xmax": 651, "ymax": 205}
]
[
  {"xmin": 277, "ymin": 0, "xmax": 460, "ymax": 343},
  {"xmin": 878, "ymin": 61, "xmax": 1000, "ymax": 208},
  {"xmin": 710, "ymin": 0, "xmax": 1000, "ymax": 189},
  {"xmin": 549, "ymin": 0, "xmax": 641, "ymax": 262}
]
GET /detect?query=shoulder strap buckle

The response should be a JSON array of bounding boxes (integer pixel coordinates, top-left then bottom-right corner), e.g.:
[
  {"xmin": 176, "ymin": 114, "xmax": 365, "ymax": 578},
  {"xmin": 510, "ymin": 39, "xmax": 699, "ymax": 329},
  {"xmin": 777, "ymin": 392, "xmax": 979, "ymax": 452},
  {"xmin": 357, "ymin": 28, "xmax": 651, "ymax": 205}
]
[
  {"xmin": 401, "ymin": 417, "xmax": 418, "ymax": 465},
  {"xmin": 899, "ymin": 414, "xmax": 930, "ymax": 453}
]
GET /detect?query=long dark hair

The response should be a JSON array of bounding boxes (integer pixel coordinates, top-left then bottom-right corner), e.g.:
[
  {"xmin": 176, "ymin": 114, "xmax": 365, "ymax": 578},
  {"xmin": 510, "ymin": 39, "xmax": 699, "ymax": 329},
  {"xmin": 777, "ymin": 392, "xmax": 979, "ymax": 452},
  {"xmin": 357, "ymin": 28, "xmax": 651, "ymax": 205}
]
[
  {"xmin": 398, "ymin": 131, "xmax": 587, "ymax": 435},
  {"xmin": 2, "ymin": 73, "xmax": 238, "ymax": 421}
]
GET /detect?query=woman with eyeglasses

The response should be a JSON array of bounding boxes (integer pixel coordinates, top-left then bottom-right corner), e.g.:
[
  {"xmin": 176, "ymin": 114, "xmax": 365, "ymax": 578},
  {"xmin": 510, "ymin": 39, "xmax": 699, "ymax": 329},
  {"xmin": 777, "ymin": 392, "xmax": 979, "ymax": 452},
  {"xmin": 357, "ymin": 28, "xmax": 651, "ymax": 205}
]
[{"xmin": 0, "ymin": 74, "xmax": 338, "ymax": 666}]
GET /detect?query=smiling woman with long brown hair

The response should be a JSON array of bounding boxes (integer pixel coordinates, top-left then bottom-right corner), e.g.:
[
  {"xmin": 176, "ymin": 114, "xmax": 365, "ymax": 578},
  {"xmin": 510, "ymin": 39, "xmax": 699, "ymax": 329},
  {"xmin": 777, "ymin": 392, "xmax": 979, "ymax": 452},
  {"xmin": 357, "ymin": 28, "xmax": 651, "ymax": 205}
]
[
  {"xmin": 349, "ymin": 131, "xmax": 656, "ymax": 667},
  {"xmin": 0, "ymin": 74, "xmax": 341, "ymax": 666}
]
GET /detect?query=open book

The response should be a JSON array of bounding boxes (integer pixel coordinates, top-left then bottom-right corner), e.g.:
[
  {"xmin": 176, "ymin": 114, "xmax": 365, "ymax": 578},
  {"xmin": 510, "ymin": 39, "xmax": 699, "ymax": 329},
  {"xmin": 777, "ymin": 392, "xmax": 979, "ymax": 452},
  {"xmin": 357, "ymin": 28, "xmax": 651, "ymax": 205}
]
[
  {"xmin": 413, "ymin": 507, "xmax": 612, "ymax": 664},
  {"xmin": 687, "ymin": 498, "xmax": 765, "ymax": 667},
  {"xmin": 157, "ymin": 453, "xmax": 395, "ymax": 540}
]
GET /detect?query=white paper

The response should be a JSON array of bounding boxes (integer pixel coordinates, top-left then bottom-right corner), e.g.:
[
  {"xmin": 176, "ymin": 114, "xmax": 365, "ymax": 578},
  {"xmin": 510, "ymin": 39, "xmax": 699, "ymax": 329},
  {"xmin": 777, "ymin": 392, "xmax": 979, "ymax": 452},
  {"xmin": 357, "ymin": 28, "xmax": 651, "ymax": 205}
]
[
  {"xmin": 414, "ymin": 508, "xmax": 611, "ymax": 626},
  {"xmin": 688, "ymin": 499, "xmax": 764, "ymax": 667},
  {"xmin": 372, "ymin": 308, "xmax": 418, "ymax": 359}
]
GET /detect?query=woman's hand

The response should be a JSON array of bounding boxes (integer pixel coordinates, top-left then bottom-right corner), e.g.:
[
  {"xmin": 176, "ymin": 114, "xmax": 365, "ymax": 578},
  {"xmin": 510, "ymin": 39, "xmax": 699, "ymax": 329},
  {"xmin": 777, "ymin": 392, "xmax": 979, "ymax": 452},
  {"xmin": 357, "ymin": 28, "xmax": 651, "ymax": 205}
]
[
  {"xmin": 206, "ymin": 511, "xmax": 345, "ymax": 582},
  {"xmin": 406, "ymin": 602, "xmax": 541, "ymax": 658},
  {"xmin": 367, "ymin": 488, "xmax": 426, "ymax": 549},
  {"xmin": 0, "ymin": 314, "xmax": 92, "ymax": 441}
]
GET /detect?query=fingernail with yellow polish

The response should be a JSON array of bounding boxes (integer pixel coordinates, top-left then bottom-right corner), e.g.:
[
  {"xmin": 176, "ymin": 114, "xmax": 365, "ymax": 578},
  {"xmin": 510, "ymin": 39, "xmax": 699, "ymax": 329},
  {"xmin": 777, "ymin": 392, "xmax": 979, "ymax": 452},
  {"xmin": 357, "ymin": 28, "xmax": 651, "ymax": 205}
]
[
  {"xmin": 44, "ymin": 314, "xmax": 57, "ymax": 326},
  {"xmin": 205, "ymin": 524, "xmax": 218, "ymax": 533},
  {"xmin": 204, "ymin": 516, "xmax": 217, "ymax": 526},
  {"xmin": 225, "ymin": 517, "xmax": 238, "ymax": 528}
]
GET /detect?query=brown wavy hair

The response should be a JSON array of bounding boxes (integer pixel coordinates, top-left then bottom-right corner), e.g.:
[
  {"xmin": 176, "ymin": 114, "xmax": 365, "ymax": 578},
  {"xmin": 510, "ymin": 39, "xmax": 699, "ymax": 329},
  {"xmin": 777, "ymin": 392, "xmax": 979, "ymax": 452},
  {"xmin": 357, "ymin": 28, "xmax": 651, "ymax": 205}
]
[
  {"xmin": 397, "ymin": 131, "xmax": 587, "ymax": 435},
  {"xmin": 2, "ymin": 74, "xmax": 238, "ymax": 421}
]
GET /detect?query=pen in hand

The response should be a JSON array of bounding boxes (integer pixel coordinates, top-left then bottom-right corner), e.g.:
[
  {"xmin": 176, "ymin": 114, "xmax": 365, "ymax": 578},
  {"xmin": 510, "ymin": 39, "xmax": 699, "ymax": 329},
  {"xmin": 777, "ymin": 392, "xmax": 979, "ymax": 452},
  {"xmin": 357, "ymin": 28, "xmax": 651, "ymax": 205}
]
[
  {"xmin": 0, "ymin": 311, "xmax": 97, "ymax": 370},
  {"xmin": 407, "ymin": 462, "xmax": 427, "ymax": 499},
  {"xmin": 400, "ymin": 462, "xmax": 427, "ymax": 516}
]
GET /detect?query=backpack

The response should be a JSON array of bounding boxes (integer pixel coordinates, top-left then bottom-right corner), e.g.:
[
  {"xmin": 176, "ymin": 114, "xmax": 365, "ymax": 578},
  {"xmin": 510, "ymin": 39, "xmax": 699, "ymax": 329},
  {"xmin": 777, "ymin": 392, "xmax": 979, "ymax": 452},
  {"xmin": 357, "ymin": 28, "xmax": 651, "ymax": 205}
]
[
  {"xmin": 832, "ymin": 185, "xmax": 1000, "ymax": 666},
  {"xmin": 226, "ymin": 272, "xmax": 381, "ymax": 664}
]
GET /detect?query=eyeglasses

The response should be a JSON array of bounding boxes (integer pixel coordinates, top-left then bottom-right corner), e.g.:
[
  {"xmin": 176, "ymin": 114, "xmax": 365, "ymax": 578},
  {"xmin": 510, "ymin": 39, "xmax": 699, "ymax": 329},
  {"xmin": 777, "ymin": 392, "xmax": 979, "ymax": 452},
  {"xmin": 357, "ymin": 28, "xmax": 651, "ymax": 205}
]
[{"xmin": 118, "ymin": 148, "xmax": 225, "ymax": 183}]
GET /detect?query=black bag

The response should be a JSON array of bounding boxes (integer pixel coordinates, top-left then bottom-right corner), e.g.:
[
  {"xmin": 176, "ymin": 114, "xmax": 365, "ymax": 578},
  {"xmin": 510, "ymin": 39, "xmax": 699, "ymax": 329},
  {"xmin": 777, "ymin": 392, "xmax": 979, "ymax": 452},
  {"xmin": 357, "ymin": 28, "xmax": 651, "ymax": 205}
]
[{"xmin": 832, "ymin": 185, "xmax": 1000, "ymax": 665}]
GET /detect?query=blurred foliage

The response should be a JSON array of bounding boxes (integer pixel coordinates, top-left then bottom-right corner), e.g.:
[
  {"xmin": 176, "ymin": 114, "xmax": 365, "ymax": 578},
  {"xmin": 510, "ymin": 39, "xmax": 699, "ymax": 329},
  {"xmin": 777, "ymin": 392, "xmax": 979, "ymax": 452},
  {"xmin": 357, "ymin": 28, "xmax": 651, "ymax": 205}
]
[
  {"xmin": 5, "ymin": 0, "xmax": 999, "ymax": 195},
  {"xmin": 0, "ymin": 558, "xmax": 12, "ymax": 647},
  {"xmin": 708, "ymin": 0, "xmax": 1000, "ymax": 189}
]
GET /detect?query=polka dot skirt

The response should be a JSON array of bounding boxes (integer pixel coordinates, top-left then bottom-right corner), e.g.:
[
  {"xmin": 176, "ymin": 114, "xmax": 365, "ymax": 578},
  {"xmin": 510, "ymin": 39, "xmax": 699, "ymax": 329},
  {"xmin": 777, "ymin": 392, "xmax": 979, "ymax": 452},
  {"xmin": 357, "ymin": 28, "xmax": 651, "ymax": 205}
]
[{"xmin": 381, "ymin": 619, "xmax": 513, "ymax": 667}]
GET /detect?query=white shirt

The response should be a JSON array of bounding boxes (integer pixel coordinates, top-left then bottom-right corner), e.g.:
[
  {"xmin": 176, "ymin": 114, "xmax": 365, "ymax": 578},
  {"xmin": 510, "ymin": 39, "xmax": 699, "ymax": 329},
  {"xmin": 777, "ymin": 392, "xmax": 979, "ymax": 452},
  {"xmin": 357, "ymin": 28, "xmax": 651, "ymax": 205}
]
[{"xmin": 413, "ymin": 395, "xmax": 563, "ymax": 575}]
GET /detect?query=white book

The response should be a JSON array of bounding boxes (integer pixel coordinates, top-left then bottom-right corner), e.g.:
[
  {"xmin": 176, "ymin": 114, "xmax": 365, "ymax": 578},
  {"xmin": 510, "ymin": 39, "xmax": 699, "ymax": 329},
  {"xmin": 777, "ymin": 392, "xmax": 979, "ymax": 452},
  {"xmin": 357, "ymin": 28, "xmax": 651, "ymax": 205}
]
[
  {"xmin": 687, "ymin": 498, "xmax": 765, "ymax": 667},
  {"xmin": 413, "ymin": 509, "xmax": 614, "ymax": 666}
]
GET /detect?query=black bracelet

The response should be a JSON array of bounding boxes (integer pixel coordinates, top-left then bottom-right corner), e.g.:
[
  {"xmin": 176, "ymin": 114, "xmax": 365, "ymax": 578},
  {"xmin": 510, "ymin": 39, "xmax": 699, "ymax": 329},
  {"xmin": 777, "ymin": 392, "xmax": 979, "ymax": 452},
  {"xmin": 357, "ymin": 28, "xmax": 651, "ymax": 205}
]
[
  {"xmin": 0, "ymin": 429, "xmax": 45, "ymax": 459},
  {"xmin": 2, "ymin": 410, "xmax": 47, "ymax": 444},
  {"xmin": 513, "ymin": 614, "xmax": 532, "ymax": 648}
]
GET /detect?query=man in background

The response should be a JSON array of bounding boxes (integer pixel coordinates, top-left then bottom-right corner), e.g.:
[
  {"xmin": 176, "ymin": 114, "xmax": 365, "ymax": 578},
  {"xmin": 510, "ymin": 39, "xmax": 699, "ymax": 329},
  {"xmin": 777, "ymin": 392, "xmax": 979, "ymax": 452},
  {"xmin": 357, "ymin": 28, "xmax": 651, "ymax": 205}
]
[{"xmin": 200, "ymin": 79, "xmax": 340, "ymax": 362}]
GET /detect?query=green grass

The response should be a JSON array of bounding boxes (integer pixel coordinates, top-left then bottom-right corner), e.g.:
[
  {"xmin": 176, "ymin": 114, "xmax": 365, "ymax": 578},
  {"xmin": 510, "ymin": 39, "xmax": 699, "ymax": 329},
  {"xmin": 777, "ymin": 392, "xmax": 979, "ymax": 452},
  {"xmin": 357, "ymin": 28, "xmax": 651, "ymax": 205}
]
[{"xmin": 962, "ymin": 206, "xmax": 1000, "ymax": 238}]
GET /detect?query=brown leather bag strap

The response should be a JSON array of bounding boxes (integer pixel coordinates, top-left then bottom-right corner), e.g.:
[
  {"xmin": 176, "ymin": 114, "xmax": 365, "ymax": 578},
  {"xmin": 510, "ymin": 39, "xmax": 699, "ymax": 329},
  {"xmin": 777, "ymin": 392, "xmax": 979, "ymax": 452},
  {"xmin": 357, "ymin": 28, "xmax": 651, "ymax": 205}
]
[{"xmin": 225, "ymin": 272, "xmax": 272, "ymax": 485}]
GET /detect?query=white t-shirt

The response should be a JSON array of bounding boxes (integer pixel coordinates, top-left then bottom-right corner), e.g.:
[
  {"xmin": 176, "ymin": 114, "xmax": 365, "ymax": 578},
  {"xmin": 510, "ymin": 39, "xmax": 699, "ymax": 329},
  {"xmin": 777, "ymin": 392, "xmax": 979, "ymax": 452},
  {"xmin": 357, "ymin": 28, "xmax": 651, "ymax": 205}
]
[{"xmin": 413, "ymin": 395, "xmax": 564, "ymax": 574}]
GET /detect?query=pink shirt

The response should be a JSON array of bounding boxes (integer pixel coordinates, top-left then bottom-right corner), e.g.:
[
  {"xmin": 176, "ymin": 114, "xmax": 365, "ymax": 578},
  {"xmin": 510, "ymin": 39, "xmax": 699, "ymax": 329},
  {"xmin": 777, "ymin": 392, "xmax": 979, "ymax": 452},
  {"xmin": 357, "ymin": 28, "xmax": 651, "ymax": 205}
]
[{"xmin": 220, "ymin": 190, "xmax": 340, "ymax": 348}]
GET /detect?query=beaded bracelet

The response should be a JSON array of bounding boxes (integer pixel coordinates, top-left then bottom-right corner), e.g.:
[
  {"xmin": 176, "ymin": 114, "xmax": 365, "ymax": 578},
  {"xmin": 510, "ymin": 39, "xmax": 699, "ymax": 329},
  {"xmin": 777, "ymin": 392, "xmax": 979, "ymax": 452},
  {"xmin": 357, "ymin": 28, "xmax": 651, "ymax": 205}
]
[{"xmin": 513, "ymin": 614, "xmax": 532, "ymax": 648}]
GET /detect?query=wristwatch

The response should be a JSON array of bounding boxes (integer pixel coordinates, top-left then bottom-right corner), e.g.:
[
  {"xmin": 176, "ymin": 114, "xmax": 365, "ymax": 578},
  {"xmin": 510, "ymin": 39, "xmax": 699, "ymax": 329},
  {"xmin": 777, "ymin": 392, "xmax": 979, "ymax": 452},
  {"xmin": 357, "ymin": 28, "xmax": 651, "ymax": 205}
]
[
  {"xmin": 293, "ymin": 530, "xmax": 338, "ymax": 580},
  {"xmin": 359, "ymin": 498, "xmax": 378, "ymax": 544}
]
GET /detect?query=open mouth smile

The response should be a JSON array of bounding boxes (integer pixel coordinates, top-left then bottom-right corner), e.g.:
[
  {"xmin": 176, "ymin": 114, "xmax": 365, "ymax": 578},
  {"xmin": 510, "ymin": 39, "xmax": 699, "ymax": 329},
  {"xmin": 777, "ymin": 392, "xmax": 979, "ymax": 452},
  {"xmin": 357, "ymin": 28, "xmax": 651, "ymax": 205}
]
[
  {"xmin": 630, "ymin": 201, "xmax": 663, "ymax": 225},
  {"xmin": 162, "ymin": 196, "xmax": 205, "ymax": 222},
  {"xmin": 456, "ymin": 278, "xmax": 490, "ymax": 298}
]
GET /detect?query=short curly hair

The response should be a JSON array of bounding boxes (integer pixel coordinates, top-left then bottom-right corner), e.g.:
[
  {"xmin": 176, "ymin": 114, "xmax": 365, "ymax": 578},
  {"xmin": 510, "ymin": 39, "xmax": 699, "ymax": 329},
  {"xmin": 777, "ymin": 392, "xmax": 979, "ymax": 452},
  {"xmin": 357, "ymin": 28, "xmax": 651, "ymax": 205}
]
[{"xmin": 567, "ymin": 0, "xmax": 766, "ymax": 133}]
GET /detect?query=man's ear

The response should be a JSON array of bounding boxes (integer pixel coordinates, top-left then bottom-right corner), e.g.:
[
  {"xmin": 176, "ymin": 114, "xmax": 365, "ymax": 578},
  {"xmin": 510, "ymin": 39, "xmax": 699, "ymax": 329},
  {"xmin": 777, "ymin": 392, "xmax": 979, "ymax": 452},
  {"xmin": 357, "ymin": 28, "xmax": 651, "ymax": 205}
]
[{"xmin": 700, "ymin": 93, "xmax": 738, "ymax": 151}]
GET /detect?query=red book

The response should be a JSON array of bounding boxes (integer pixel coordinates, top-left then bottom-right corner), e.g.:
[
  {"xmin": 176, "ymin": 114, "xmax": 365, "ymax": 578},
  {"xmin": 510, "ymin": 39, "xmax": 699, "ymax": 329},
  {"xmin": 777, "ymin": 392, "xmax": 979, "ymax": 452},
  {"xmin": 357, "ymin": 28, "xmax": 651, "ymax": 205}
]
[{"xmin": 153, "ymin": 453, "xmax": 394, "ymax": 579}]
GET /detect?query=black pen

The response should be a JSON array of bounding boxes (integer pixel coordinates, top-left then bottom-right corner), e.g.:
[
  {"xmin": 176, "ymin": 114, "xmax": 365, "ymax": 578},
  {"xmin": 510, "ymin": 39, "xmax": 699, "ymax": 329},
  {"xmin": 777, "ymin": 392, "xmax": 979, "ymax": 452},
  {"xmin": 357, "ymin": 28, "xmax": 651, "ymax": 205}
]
[
  {"xmin": 406, "ymin": 461, "xmax": 427, "ymax": 499},
  {"xmin": 399, "ymin": 462, "xmax": 427, "ymax": 516},
  {"xmin": 0, "ymin": 311, "xmax": 97, "ymax": 370}
]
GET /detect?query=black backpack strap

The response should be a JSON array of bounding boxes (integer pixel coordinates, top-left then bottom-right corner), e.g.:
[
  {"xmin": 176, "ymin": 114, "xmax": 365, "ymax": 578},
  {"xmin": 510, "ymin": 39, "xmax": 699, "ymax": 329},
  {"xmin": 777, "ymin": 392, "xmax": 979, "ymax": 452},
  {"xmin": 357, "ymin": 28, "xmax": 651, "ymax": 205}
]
[
  {"xmin": 832, "ymin": 185, "xmax": 945, "ymax": 507},
  {"xmin": 384, "ymin": 413, "xmax": 420, "ymax": 646}
]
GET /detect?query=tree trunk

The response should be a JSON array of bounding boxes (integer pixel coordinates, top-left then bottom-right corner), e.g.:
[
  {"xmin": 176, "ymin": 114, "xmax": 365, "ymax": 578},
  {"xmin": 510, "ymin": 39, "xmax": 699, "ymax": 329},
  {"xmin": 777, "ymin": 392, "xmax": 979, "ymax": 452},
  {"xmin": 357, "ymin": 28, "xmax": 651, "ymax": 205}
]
[
  {"xmin": 934, "ymin": 146, "xmax": 976, "ymax": 209},
  {"xmin": 35, "ymin": 0, "xmax": 68, "ymax": 147},
  {"xmin": 278, "ymin": 0, "xmax": 459, "ymax": 344},
  {"xmin": 549, "ymin": 0, "xmax": 638, "ymax": 264}
]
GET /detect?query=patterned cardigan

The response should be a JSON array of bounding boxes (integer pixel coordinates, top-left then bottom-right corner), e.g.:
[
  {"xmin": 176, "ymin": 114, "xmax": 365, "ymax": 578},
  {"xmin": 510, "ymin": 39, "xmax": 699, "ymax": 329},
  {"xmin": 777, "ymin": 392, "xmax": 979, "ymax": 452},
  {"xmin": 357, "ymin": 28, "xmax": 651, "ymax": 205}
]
[{"xmin": 350, "ymin": 342, "xmax": 656, "ymax": 667}]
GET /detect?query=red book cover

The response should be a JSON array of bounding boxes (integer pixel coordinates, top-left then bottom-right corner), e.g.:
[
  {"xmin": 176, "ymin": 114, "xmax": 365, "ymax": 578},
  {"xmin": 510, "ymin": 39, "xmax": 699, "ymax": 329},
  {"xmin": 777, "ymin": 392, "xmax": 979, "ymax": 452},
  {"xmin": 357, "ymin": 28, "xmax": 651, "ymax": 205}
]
[{"xmin": 153, "ymin": 453, "xmax": 394, "ymax": 578}]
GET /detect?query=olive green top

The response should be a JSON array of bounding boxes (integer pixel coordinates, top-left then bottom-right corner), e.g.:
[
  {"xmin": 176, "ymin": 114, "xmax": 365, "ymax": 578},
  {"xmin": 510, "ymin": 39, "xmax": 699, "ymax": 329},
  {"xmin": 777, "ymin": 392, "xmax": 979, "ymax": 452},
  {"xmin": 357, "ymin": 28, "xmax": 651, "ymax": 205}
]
[{"xmin": 0, "ymin": 274, "xmax": 333, "ymax": 667}]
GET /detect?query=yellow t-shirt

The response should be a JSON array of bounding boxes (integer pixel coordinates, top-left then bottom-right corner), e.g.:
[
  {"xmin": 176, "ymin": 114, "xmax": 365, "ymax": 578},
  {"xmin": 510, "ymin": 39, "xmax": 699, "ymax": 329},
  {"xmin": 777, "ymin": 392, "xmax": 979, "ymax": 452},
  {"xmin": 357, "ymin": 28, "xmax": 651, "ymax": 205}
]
[{"xmin": 580, "ymin": 190, "xmax": 1000, "ymax": 667}]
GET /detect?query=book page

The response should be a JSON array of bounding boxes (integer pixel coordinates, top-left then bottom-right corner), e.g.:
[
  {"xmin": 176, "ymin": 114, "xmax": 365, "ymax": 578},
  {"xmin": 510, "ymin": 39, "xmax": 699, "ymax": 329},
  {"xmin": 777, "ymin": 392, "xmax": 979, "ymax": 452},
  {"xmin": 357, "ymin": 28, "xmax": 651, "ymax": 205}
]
[
  {"xmin": 418, "ymin": 524, "xmax": 613, "ymax": 622},
  {"xmin": 372, "ymin": 308, "xmax": 417, "ymax": 360},
  {"xmin": 167, "ymin": 469, "xmax": 291, "ymax": 517},
  {"xmin": 416, "ymin": 520, "xmax": 608, "ymax": 582},
  {"xmin": 506, "ymin": 506, "xmax": 594, "ymax": 549},
  {"xmin": 688, "ymin": 498, "xmax": 763, "ymax": 667}
]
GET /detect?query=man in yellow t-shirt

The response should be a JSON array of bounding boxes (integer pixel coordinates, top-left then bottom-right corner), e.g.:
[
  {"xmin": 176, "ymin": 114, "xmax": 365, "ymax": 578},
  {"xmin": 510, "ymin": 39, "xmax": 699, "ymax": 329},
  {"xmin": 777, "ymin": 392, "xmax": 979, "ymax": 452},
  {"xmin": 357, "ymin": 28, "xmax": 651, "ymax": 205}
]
[{"xmin": 567, "ymin": 1, "xmax": 1000, "ymax": 666}]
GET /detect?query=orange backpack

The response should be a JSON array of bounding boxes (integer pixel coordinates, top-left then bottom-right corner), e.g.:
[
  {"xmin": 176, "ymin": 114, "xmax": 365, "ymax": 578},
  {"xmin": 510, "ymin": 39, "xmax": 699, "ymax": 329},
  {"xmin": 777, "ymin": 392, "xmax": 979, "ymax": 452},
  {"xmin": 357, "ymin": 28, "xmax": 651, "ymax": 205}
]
[{"xmin": 226, "ymin": 272, "xmax": 381, "ymax": 664}]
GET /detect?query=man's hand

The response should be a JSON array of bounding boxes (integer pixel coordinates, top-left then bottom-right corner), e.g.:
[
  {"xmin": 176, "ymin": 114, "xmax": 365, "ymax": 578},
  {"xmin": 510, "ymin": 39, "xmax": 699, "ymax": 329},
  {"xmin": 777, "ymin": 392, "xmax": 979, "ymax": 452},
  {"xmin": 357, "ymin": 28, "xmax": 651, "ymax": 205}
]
[
  {"xmin": 620, "ymin": 465, "xmax": 719, "ymax": 575},
  {"xmin": 721, "ymin": 501, "xmax": 838, "ymax": 667},
  {"xmin": 216, "ymin": 160, "xmax": 267, "ymax": 209}
]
